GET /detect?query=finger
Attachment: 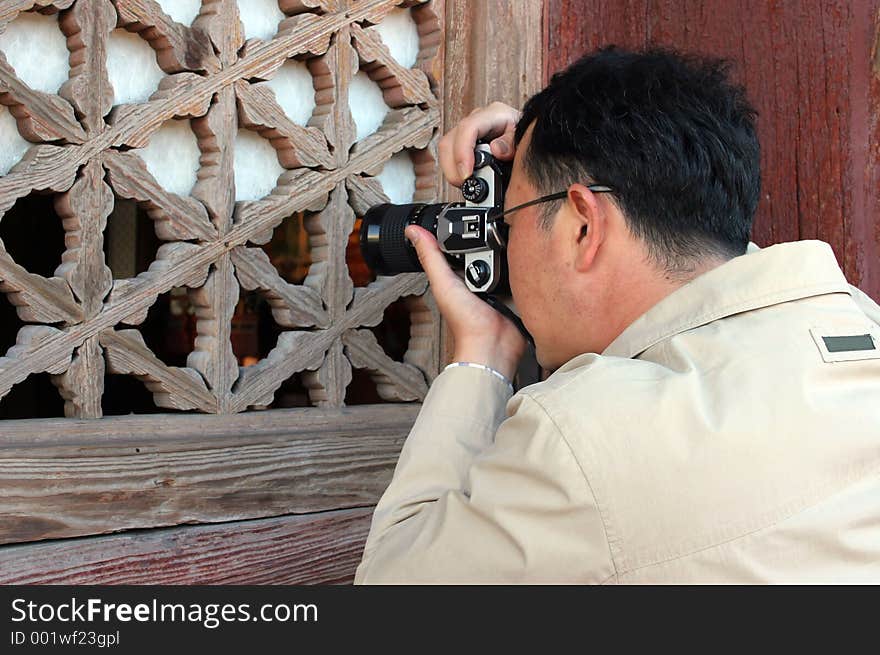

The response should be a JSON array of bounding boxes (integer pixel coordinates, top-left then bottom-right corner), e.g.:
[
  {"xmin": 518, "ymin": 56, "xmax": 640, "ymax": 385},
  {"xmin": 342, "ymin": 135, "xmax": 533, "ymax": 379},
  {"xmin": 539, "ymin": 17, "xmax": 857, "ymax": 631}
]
[
  {"xmin": 404, "ymin": 225, "xmax": 462, "ymax": 290},
  {"xmin": 438, "ymin": 131, "xmax": 458, "ymax": 186},
  {"xmin": 448, "ymin": 103, "xmax": 521, "ymax": 185},
  {"xmin": 489, "ymin": 121, "xmax": 517, "ymax": 161},
  {"xmin": 450, "ymin": 122, "xmax": 479, "ymax": 185}
]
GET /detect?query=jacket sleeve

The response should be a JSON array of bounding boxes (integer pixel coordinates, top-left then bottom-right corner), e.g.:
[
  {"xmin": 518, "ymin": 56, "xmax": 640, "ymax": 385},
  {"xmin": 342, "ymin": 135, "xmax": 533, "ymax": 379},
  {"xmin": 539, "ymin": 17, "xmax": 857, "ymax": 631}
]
[{"xmin": 354, "ymin": 366, "xmax": 615, "ymax": 584}]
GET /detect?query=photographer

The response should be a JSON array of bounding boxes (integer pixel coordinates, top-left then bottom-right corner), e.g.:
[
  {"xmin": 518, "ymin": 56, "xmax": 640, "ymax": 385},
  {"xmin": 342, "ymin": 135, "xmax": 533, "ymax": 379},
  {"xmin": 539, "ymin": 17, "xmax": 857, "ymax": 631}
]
[{"xmin": 354, "ymin": 48, "xmax": 880, "ymax": 583}]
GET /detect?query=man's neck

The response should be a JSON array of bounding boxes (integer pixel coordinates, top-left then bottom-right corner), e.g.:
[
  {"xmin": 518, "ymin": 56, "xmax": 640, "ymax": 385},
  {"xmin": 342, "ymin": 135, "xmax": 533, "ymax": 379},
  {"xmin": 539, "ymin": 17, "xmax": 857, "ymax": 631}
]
[{"xmin": 597, "ymin": 255, "xmax": 729, "ymax": 352}]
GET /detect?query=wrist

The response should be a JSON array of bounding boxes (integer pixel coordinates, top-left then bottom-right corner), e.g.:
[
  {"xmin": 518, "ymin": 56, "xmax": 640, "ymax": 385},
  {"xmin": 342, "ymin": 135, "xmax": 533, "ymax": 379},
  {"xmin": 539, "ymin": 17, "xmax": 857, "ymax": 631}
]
[
  {"xmin": 452, "ymin": 339, "xmax": 522, "ymax": 381},
  {"xmin": 444, "ymin": 362, "xmax": 514, "ymax": 393}
]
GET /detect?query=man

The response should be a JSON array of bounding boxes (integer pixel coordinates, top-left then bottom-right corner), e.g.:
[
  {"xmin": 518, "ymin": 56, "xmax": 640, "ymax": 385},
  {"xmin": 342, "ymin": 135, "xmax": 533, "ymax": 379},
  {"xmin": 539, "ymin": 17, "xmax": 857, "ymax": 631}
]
[{"xmin": 354, "ymin": 48, "xmax": 880, "ymax": 583}]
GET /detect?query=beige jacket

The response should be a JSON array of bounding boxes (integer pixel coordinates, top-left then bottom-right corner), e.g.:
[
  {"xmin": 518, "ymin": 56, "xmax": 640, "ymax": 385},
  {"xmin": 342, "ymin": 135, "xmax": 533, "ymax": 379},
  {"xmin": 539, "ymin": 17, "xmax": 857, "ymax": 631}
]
[{"xmin": 354, "ymin": 241, "xmax": 880, "ymax": 583}]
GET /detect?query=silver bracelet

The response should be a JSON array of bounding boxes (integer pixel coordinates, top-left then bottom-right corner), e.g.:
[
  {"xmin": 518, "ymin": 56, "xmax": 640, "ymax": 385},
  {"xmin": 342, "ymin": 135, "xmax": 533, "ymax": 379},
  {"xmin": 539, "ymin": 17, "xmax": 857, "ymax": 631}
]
[{"xmin": 444, "ymin": 361, "xmax": 514, "ymax": 393}]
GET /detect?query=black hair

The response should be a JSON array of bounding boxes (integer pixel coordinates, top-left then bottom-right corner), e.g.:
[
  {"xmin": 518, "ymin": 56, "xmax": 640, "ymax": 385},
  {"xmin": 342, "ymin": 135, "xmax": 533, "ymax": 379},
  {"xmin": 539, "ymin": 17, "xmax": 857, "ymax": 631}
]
[{"xmin": 515, "ymin": 46, "xmax": 760, "ymax": 275}]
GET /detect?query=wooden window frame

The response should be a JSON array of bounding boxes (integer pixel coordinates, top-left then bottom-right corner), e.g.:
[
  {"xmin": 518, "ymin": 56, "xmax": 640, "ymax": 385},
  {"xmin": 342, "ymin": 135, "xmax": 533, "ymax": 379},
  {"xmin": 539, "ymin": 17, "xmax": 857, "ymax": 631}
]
[{"xmin": 0, "ymin": 0, "xmax": 544, "ymax": 583}]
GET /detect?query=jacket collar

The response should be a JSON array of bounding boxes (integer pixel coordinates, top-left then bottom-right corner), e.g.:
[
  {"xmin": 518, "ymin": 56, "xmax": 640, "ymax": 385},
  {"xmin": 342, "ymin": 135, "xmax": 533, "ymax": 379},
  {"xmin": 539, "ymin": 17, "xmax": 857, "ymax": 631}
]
[{"xmin": 600, "ymin": 240, "xmax": 852, "ymax": 360}]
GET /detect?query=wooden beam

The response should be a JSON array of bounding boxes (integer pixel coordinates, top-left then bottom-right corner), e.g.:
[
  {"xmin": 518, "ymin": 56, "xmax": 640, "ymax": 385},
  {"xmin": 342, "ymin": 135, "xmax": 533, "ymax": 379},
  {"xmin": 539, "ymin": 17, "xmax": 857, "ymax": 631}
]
[
  {"xmin": 0, "ymin": 507, "xmax": 373, "ymax": 584},
  {"xmin": 442, "ymin": 0, "xmax": 544, "ymax": 133},
  {"xmin": 440, "ymin": 0, "xmax": 544, "ymax": 365},
  {"xmin": 0, "ymin": 404, "xmax": 416, "ymax": 546}
]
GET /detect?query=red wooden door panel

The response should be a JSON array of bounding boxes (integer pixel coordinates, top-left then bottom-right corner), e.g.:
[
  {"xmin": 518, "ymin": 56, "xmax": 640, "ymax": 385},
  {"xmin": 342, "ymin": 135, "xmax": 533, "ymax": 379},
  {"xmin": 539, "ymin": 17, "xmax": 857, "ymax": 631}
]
[{"xmin": 545, "ymin": 0, "xmax": 880, "ymax": 301}]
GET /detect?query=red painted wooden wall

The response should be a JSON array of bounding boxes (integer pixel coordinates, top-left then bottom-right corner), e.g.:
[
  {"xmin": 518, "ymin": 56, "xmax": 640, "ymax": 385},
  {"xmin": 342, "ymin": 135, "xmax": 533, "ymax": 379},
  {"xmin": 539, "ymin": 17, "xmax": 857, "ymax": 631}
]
[{"xmin": 544, "ymin": 0, "xmax": 880, "ymax": 301}]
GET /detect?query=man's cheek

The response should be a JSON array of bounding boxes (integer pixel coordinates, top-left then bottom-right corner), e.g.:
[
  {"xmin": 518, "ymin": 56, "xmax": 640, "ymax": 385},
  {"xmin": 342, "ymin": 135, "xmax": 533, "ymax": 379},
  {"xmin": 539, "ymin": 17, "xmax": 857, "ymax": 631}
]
[{"xmin": 507, "ymin": 259, "xmax": 527, "ymax": 304}]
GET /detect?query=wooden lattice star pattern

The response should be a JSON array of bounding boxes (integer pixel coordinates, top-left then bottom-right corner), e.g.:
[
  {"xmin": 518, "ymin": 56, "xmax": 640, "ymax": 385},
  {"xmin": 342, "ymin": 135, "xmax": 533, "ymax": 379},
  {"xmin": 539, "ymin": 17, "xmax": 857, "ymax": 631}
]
[{"xmin": 0, "ymin": 0, "xmax": 443, "ymax": 417}]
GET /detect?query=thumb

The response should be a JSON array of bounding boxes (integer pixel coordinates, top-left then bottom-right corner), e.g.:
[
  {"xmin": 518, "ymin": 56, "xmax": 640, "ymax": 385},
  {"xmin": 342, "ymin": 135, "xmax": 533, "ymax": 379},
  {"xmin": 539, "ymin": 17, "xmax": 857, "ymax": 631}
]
[
  {"xmin": 405, "ymin": 225, "xmax": 459, "ymax": 286},
  {"xmin": 489, "ymin": 121, "xmax": 516, "ymax": 160}
]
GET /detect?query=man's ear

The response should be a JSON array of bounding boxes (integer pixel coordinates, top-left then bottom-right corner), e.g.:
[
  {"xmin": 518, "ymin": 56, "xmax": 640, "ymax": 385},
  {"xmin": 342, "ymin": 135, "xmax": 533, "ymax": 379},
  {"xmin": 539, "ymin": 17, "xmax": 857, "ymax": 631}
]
[{"xmin": 567, "ymin": 183, "xmax": 606, "ymax": 273}]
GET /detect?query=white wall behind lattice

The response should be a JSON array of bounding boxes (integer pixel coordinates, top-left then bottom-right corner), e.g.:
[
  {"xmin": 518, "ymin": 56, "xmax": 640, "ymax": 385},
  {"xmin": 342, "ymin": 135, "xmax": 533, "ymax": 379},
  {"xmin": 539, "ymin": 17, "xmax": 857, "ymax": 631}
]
[
  {"xmin": 157, "ymin": 0, "xmax": 202, "ymax": 26},
  {"xmin": 377, "ymin": 151, "xmax": 416, "ymax": 204},
  {"xmin": 137, "ymin": 119, "xmax": 202, "ymax": 196},
  {"xmin": 0, "ymin": 106, "xmax": 30, "ymax": 176},
  {"xmin": 238, "ymin": 0, "xmax": 285, "ymax": 40},
  {"xmin": 0, "ymin": 12, "xmax": 69, "ymax": 94},
  {"xmin": 368, "ymin": 7, "xmax": 420, "ymax": 68},
  {"xmin": 261, "ymin": 60, "xmax": 316, "ymax": 127},
  {"xmin": 234, "ymin": 129, "xmax": 286, "ymax": 202},
  {"xmin": 107, "ymin": 28, "xmax": 165, "ymax": 105},
  {"xmin": 349, "ymin": 70, "xmax": 389, "ymax": 141}
]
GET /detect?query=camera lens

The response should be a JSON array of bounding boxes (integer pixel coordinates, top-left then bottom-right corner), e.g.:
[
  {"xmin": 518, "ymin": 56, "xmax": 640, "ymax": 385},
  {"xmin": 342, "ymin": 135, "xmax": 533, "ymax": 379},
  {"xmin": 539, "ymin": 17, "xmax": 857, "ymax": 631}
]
[{"xmin": 359, "ymin": 203, "xmax": 448, "ymax": 275}]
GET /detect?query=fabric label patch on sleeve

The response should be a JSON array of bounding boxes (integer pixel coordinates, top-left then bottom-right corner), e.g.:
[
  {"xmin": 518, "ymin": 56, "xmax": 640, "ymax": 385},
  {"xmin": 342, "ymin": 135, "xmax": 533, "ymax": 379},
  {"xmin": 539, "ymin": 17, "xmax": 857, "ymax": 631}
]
[{"xmin": 810, "ymin": 326, "xmax": 880, "ymax": 363}]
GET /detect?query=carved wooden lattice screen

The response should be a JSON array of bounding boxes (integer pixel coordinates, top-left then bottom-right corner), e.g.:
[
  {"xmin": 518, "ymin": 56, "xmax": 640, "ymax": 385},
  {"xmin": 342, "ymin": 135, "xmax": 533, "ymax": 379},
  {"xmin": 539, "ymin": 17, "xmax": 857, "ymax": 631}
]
[
  {"xmin": 0, "ymin": 0, "xmax": 543, "ymax": 583},
  {"xmin": 0, "ymin": 0, "xmax": 442, "ymax": 418}
]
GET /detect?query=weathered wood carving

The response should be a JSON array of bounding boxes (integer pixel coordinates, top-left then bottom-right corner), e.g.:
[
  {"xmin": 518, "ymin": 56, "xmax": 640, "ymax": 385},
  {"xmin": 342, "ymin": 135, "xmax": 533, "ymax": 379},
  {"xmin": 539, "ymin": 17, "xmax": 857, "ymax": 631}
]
[{"xmin": 0, "ymin": 0, "xmax": 443, "ymax": 417}]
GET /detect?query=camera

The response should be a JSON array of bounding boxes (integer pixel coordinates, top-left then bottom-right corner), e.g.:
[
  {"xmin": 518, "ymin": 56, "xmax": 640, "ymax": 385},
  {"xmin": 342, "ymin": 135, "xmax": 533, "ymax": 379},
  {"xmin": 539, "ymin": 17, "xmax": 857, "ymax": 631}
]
[{"xmin": 359, "ymin": 143, "xmax": 509, "ymax": 293}]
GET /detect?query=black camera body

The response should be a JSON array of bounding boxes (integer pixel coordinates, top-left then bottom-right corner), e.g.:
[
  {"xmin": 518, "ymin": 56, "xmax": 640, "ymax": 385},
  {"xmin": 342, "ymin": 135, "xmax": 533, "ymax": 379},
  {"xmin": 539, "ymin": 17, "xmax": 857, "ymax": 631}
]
[{"xmin": 359, "ymin": 143, "xmax": 510, "ymax": 293}]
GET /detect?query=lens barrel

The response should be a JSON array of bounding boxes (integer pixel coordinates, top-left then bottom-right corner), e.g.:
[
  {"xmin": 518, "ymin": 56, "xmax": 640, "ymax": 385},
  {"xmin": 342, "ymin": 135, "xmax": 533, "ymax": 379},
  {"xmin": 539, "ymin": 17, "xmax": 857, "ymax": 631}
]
[{"xmin": 359, "ymin": 203, "xmax": 447, "ymax": 275}]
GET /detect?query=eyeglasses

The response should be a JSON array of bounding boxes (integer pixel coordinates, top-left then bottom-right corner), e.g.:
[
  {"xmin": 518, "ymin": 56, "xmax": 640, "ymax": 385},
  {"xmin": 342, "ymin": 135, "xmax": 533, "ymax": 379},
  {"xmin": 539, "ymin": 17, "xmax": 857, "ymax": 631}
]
[{"xmin": 492, "ymin": 184, "xmax": 615, "ymax": 226}]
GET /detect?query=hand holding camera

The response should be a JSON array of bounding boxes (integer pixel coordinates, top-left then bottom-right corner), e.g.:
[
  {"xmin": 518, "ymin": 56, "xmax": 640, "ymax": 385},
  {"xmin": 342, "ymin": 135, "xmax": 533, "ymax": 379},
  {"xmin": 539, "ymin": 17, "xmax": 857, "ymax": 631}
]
[
  {"xmin": 358, "ymin": 103, "xmax": 526, "ymax": 380},
  {"xmin": 439, "ymin": 101, "xmax": 520, "ymax": 186},
  {"xmin": 360, "ymin": 142, "xmax": 509, "ymax": 293}
]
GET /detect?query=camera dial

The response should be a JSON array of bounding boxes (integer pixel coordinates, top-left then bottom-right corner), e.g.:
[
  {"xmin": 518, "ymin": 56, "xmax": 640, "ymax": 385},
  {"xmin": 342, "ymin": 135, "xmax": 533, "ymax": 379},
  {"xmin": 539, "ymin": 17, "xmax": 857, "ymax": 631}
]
[{"xmin": 461, "ymin": 176, "xmax": 490, "ymax": 203}]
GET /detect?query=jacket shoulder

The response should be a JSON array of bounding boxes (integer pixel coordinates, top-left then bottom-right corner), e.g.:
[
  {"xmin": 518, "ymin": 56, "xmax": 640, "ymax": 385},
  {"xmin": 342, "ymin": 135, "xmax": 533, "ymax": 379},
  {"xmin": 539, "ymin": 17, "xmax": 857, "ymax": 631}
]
[{"xmin": 518, "ymin": 352, "xmax": 671, "ymax": 418}]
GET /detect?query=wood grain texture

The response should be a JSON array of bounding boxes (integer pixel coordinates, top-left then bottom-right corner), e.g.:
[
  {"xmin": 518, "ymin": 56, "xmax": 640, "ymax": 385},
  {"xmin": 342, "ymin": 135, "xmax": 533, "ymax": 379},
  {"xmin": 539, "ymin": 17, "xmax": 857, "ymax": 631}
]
[
  {"xmin": 231, "ymin": 246, "xmax": 325, "ymax": 328},
  {"xmin": 0, "ymin": 507, "xmax": 374, "ymax": 584},
  {"xmin": 440, "ymin": 0, "xmax": 544, "ymax": 364},
  {"xmin": 349, "ymin": 273, "xmax": 428, "ymax": 329},
  {"xmin": 104, "ymin": 150, "xmax": 217, "ymax": 242},
  {"xmin": 345, "ymin": 173, "xmax": 389, "ymax": 214},
  {"xmin": 100, "ymin": 328, "xmax": 215, "ymax": 412},
  {"xmin": 326, "ymin": 21, "xmax": 357, "ymax": 163},
  {"xmin": 0, "ymin": 403, "xmax": 416, "ymax": 545},
  {"xmin": 188, "ymin": 252, "xmax": 239, "ymax": 411},
  {"xmin": 0, "ymin": 0, "xmax": 471, "ymax": 585},
  {"xmin": 1, "ymin": 1, "xmax": 446, "ymax": 411},
  {"xmin": 0, "ymin": 326, "xmax": 73, "ymax": 400},
  {"xmin": 59, "ymin": 0, "xmax": 116, "ymax": 137},
  {"xmin": 235, "ymin": 79, "xmax": 333, "ymax": 169},
  {"xmin": 307, "ymin": 184, "xmax": 354, "ymax": 328},
  {"xmin": 230, "ymin": 329, "xmax": 330, "ymax": 411},
  {"xmin": 115, "ymin": 0, "xmax": 219, "ymax": 74},
  {"xmin": 0, "ymin": 56, "xmax": 86, "ymax": 143},
  {"xmin": 0, "ymin": 145, "xmax": 80, "ymax": 217},
  {"xmin": 545, "ymin": 0, "xmax": 880, "ymax": 302},
  {"xmin": 232, "ymin": 107, "xmax": 438, "ymax": 242},
  {"xmin": 344, "ymin": 328, "xmax": 428, "ymax": 401},
  {"xmin": 195, "ymin": 0, "xmax": 242, "ymax": 70},
  {"xmin": 54, "ymin": 159, "xmax": 114, "ymax": 319},
  {"xmin": 300, "ymin": 184, "xmax": 354, "ymax": 406},
  {"xmin": 0, "ymin": 1, "xmax": 75, "ymax": 25},
  {"xmin": 303, "ymin": 338, "xmax": 352, "ymax": 407},
  {"xmin": 442, "ymin": 0, "xmax": 544, "ymax": 135},
  {"xmin": 352, "ymin": 21, "xmax": 435, "ymax": 108},
  {"xmin": 849, "ymin": 0, "xmax": 880, "ymax": 302},
  {"xmin": 52, "ymin": 335, "xmax": 104, "ymax": 418},
  {"xmin": 0, "ymin": 245, "xmax": 82, "ymax": 325},
  {"xmin": 107, "ymin": 241, "xmax": 211, "ymax": 326},
  {"xmin": 229, "ymin": 271, "xmax": 431, "ymax": 411}
]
